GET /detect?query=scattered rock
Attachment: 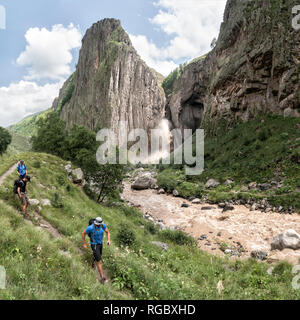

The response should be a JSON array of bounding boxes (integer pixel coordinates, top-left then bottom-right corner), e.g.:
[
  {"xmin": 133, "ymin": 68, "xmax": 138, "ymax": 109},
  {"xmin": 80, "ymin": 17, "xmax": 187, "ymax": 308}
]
[
  {"xmin": 205, "ymin": 179, "xmax": 220, "ymax": 188},
  {"xmin": 29, "ymin": 199, "xmax": 40, "ymax": 206},
  {"xmin": 72, "ymin": 168, "xmax": 84, "ymax": 184},
  {"xmin": 259, "ymin": 183, "xmax": 272, "ymax": 191},
  {"xmin": 218, "ymin": 216, "xmax": 230, "ymax": 221},
  {"xmin": 248, "ymin": 182, "xmax": 257, "ymax": 190},
  {"xmin": 222, "ymin": 204, "xmax": 234, "ymax": 212},
  {"xmin": 157, "ymin": 222, "xmax": 166, "ymax": 231},
  {"xmin": 224, "ymin": 179, "xmax": 234, "ymax": 186},
  {"xmin": 64, "ymin": 164, "xmax": 72, "ymax": 174},
  {"xmin": 267, "ymin": 267, "xmax": 274, "ymax": 276},
  {"xmin": 271, "ymin": 229, "xmax": 300, "ymax": 251},
  {"xmin": 59, "ymin": 250, "xmax": 72, "ymax": 259},
  {"xmin": 191, "ymin": 198, "xmax": 201, "ymax": 204},
  {"xmin": 251, "ymin": 251, "xmax": 268, "ymax": 261},
  {"xmin": 199, "ymin": 235, "xmax": 208, "ymax": 241},
  {"xmin": 181, "ymin": 203, "xmax": 190, "ymax": 208},
  {"xmin": 217, "ymin": 232, "xmax": 222, "ymax": 237},
  {"xmin": 41, "ymin": 199, "xmax": 51, "ymax": 207},
  {"xmin": 172, "ymin": 189, "xmax": 180, "ymax": 197},
  {"xmin": 201, "ymin": 206, "xmax": 216, "ymax": 210},
  {"xmin": 145, "ymin": 214, "xmax": 154, "ymax": 222},
  {"xmin": 158, "ymin": 188, "xmax": 165, "ymax": 194},
  {"xmin": 241, "ymin": 186, "xmax": 248, "ymax": 192},
  {"xmin": 218, "ymin": 203, "xmax": 226, "ymax": 209},
  {"xmin": 224, "ymin": 249, "xmax": 232, "ymax": 254},
  {"xmin": 151, "ymin": 241, "xmax": 169, "ymax": 251}
]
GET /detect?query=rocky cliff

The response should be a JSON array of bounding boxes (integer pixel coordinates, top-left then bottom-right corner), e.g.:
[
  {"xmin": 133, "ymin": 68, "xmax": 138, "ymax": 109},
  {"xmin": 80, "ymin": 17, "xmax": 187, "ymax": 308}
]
[
  {"xmin": 53, "ymin": 19, "xmax": 166, "ymax": 135},
  {"xmin": 166, "ymin": 0, "xmax": 300, "ymax": 134}
]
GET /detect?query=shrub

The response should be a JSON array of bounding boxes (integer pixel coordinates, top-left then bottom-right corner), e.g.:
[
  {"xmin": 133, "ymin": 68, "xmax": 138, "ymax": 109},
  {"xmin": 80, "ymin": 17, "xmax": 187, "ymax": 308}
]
[
  {"xmin": 0, "ymin": 127, "xmax": 12, "ymax": 156},
  {"xmin": 258, "ymin": 129, "xmax": 268, "ymax": 141},
  {"xmin": 52, "ymin": 192, "xmax": 63, "ymax": 208},
  {"xmin": 116, "ymin": 224, "xmax": 136, "ymax": 247},
  {"xmin": 161, "ymin": 230, "xmax": 195, "ymax": 246},
  {"xmin": 144, "ymin": 222, "xmax": 158, "ymax": 235},
  {"xmin": 56, "ymin": 175, "xmax": 65, "ymax": 186},
  {"xmin": 32, "ymin": 161, "xmax": 41, "ymax": 169},
  {"xmin": 177, "ymin": 181, "xmax": 202, "ymax": 198}
]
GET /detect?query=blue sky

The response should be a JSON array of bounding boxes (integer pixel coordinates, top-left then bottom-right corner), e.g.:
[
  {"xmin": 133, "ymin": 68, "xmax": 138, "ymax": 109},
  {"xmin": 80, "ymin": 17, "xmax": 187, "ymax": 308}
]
[{"xmin": 0, "ymin": 0, "xmax": 227, "ymax": 127}]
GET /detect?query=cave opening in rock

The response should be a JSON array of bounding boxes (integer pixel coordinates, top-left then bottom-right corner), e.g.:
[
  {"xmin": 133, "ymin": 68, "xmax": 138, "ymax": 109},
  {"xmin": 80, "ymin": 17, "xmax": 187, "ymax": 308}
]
[{"xmin": 179, "ymin": 99, "xmax": 204, "ymax": 133}]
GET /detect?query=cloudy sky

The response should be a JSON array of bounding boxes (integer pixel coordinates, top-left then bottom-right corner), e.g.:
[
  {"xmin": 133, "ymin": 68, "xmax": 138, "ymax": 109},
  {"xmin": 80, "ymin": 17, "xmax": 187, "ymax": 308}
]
[{"xmin": 0, "ymin": 0, "xmax": 227, "ymax": 127}]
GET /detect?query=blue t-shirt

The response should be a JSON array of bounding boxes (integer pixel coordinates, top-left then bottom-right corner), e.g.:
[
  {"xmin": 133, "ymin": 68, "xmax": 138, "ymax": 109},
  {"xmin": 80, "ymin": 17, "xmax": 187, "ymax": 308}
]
[
  {"xmin": 17, "ymin": 164, "xmax": 27, "ymax": 176},
  {"xmin": 85, "ymin": 223, "xmax": 107, "ymax": 245}
]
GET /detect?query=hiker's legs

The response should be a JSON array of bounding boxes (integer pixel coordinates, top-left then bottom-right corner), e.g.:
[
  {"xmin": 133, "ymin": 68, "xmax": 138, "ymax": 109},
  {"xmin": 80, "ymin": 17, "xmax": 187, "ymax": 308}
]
[
  {"xmin": 96, "ymin": 260, "xmax": 104, "ymax": 279},
  {"xmin": 22, "ymin": 194, "xmax": 28, "ymax": 215},
  {"xmin": 92, "ymin": 244, "xmax": 105, "ymax": 280}
]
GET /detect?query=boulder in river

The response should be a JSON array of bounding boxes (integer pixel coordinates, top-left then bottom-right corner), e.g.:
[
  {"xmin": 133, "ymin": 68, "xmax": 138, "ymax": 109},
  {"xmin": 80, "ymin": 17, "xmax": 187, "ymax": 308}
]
[
  {"xmin": 271, "ymin": 229, "xmax": 300, "ymax": 251},
  {"xmin": 131, "ymin": 173, "xmax": 157, "ymax": 190}
]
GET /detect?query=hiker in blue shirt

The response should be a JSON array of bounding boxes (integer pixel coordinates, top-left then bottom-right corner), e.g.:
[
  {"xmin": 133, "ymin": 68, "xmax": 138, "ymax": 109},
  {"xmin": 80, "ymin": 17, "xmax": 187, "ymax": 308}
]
[
  {"xmin": 82, "ymin": 217, "xmax": 111, "ymax": 283},
  {"xmin": 17, "ymin": 160, "xmax": 27, "ymax": 179}
]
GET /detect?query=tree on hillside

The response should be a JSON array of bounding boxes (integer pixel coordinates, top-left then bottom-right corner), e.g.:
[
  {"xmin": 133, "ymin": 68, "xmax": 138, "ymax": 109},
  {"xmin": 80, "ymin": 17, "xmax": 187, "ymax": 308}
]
[
  {"xmin": 31, "ymin": 112, "xmax": 68, "ymax": 157},
  {"xmin": 0, "ymin": 127, "xmax": 12, "ymax": 156},
  {"xmin": 65, "ymin": 125, "xmax": 97, "ymax": 163},
  {"xmin": 78, "ymin": 149, "xmax": 126, "ymax": 203}
]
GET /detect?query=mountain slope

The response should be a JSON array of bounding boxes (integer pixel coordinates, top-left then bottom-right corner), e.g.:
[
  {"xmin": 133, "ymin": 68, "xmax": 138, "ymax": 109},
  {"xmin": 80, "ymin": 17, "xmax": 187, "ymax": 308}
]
[
  {"xmin": 165, "ymin": 0, "xmax": 300, "ymax": 132},
  {"xmin": 8, "ymin": 109, "xmax": 50, "ymax": 138},
  {"xmin": 53, "ymin": 19, "xmax": 166, "ymax": 135}
]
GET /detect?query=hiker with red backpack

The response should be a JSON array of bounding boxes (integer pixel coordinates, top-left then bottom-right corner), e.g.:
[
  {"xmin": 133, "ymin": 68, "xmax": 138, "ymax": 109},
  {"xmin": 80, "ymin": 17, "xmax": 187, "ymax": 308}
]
[{"xmin": 81, "ymin": 217, "xmax": 110, "ymax": 283}]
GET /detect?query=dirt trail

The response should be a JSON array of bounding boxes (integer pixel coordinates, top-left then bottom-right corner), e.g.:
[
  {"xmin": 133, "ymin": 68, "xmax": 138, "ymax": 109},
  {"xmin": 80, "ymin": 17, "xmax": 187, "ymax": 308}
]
[
  {"xmin": 122, "ymin": 181, "xmax": 300, "ymax": 265},
  {"xmin": 0, "ymin": 163, "xmax": 18, "ymax": 185},
  {"xmin": 0, "ymin": 163, "xmax": 110, "ymax": 283}
]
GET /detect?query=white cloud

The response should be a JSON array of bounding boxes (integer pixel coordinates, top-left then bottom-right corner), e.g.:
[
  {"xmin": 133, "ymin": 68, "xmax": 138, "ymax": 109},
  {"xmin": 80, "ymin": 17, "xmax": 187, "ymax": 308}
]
[
  {"xmin": 17, "ymin": 23, "xmax": 82, "ymax": 81},
  {"xmin": 0, "ymin": 23, "xmax": 82, "ymax": 127},
  {"xmin": 0, "ymin": 80, "xmax": 63, "ymax": 127},
  {"xmin": 130, "ymin": 0, "xmax": 227, "ymax": 76},
  {"xmin": 130, "ymin": 34, "xmax": 178, "ymax": 76}
]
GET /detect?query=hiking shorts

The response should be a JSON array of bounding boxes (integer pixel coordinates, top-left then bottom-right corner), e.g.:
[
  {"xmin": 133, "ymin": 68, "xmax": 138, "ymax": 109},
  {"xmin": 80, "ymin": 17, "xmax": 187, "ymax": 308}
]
[
  {"xmin": 91, "ymin": 244, "xmax": 103, "ymax": 262},
  {"xmin": 20, "ymin": 193, "xmax": 29, "ymax": 206}
]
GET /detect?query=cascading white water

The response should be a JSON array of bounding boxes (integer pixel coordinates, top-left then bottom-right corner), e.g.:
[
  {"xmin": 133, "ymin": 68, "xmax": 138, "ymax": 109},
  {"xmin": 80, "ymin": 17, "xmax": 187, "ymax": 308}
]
[{"xmin": 129, "ymin": 119, "xmax": 172, "ymax": 165}]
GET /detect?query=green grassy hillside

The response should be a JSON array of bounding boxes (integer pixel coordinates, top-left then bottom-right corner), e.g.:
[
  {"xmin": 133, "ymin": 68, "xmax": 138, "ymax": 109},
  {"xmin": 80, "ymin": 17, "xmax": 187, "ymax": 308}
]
[
  {"xmin": 158, "ymin": 114, "xmax": 300, "ymax": 211},
  {"xmin": 7, "ymin": 133, "xmax": 31, "ymax": 154},
  {"xmin": 8, "ymin": 110, "xmax": 50, "ymax": 138},
  {"xmin": 0, "ymin": 151, "xmax": 299, "ymax": 300}
]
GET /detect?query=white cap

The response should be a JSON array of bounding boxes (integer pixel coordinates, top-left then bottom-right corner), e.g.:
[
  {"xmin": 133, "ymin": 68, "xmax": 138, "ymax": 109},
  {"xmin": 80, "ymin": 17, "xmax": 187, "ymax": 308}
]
[{"xmin": 94, "ymin": 217, "xmax": 103, "ymax": 226}]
